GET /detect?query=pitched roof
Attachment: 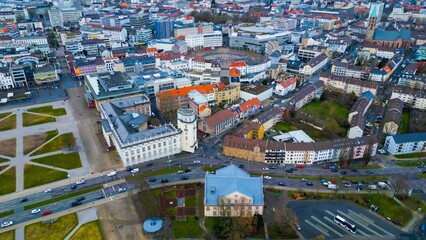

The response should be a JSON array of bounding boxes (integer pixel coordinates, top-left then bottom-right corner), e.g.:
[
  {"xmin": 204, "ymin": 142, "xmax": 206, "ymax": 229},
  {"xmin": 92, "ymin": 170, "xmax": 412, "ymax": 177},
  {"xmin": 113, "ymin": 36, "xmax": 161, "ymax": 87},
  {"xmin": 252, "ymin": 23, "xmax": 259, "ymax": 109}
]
[
  {"xmin": 391, "ymin": 132, "xmax": 426, "ymax": 144},
  {"xmin": 239, "ymin": 98, "xmax": 260, "ymax": 112},
  {"xmin": 204, "ymin": 109, "xmax": 235, "ymax": 127},
  {"xmin": 158, "ymin": 85, "xmax": 214, "ymax": 98},
  {"xmin": 373, "ymin": 29, "xmax": 411, "ymax": 41},
  {"xmin": 205, "ymin": 164, "xmax": 264, "ymax": 206},
  {"xmin": 279, "ymin": 77, "xmax": 297, "ymax": 88}
]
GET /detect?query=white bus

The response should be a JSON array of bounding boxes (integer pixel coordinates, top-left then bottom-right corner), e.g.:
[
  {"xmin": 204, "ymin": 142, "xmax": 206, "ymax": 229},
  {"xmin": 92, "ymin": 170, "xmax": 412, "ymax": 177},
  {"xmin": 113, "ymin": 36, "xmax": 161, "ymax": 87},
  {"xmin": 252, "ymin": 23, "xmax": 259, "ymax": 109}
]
[{"xmin": 334, "ymin": 215, "xmax": 357, "ymax": 233}]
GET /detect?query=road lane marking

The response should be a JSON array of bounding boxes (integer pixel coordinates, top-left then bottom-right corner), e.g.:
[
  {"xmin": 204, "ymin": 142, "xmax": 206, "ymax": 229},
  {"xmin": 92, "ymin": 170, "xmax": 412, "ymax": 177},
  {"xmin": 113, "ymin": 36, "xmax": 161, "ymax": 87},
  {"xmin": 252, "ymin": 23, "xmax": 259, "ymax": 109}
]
[
  {"xmin": 311, "ymin": 216, "xmax": 344, "ymax": 237},
  {"xmin": 305, "ymin": 219, "xmax": 330, "ymax": 237},
  {"xmin": 348, "ymin": 210, "xmax": 394, "ymax": 237},
  {"xmin": 337, "ymin": 210, "xmax": 383, "ymax": 237}
]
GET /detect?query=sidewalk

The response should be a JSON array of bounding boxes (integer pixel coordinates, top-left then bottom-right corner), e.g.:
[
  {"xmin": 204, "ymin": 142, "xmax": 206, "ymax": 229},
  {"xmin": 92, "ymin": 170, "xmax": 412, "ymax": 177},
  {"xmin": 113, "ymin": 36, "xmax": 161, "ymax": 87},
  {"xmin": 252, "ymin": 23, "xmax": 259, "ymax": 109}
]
[{"xmin": 64, "ymin": 208, "xmax": 99, "ymax": 240}]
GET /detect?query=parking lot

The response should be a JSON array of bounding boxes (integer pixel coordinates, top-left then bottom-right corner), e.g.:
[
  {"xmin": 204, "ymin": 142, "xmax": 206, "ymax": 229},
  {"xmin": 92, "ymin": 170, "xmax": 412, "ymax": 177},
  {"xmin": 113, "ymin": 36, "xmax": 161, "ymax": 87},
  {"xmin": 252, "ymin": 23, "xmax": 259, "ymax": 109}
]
[{"xmin": 287, "ymin": 201, "xmax": 414, "ymax": 240}]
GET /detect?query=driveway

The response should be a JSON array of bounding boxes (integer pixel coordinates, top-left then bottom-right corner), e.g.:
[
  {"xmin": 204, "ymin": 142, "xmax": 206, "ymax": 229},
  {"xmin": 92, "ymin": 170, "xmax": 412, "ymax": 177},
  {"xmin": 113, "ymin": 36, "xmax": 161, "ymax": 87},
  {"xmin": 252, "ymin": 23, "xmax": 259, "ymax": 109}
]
[{"xmin": 287, "ymin": 200, "xmax": 415, "ymax": 240}]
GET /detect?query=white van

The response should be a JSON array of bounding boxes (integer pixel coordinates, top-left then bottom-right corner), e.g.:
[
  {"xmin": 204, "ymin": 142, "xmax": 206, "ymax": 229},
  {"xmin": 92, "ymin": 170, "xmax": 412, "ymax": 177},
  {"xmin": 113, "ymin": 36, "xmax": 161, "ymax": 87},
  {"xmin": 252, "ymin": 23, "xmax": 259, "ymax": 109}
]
[{"xmin": 328, "ymin": 184, "xmax": 338, "ymax": 189}]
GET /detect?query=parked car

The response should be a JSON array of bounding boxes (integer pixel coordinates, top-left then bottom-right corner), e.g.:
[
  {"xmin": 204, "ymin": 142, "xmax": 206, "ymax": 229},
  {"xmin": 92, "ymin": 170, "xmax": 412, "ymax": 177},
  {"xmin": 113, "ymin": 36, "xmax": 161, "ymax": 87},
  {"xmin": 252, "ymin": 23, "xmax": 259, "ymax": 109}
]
[
  {"xmin": 97, "ymin": 195, "xmax": 105, "ymax": 199},
  {"xmin": 278, "ymin": 181, "xmax": 286, "ymax": 186},
  {"xmin": 20, "ymin": 198, "xmax": 28, "ymax": 203},
  {"xmin": 239, "ymin": 164, "xmax": 245, "ymax": 169},
  {"xmin": 296, "ymin": 165, "xmax": 304, "ymax": 169},
  {"xmin": 181, "ymin": 176, "xmax": 189, "ymax": 180},
  {"xmin": 161, "ymin": 179, "xmax": 169, "ymax": 183},
  {"xmin": 331, "ymin": 168, "xmax": 338, "ymax": 172},
  {"xmin": 262, "ymin": 167, "xmax": 270, "ymax": 171},
  {"xmin": 264, "ymin": 176, "xmax": 272, "ymax": 180},
  {"xmin": 1, "ymin": 221, "xmax": 13, "ymax": 228},
  {"xmin": 76, "ymin": 179, "xmax": 85, "ymax": 185},
  {"xmin": 366, "ymin": 170, "xmax": 374, "ymax": 174},
  {"xmin": 184, "ymin": 168, "xmax": 191, "ymax": 173},
  {"xmin": 322, "ymin": 166, "xmax": 329, "ymax": 170},
  {"xmin": 126, "ymin": 166, "xmax": 133, "ymax": 171},
  {"xmin": 146, "ymin": 163, "xmax": 154, "ymax": 167},
  {"xmin": 306, "ymin": 181, "xmax": 314, "ymax": 186},
  {"xmin": 130, "ymin": 168, "xmax": 139, "ymax": 174},
  {"xmin": 177, "ymin": 170, "xmax": 184, "ymax": 174},
  {"xmin": 42, "ymin": 210, "xmax": 52, "ymax": 216},
  {"xmin": 44, "ymin": 189, "xmax": 52, "ymax": 193},
  {"xmin": 340, "ymin": 171, "xmax": 347, "ymax": 175},
  {"xmin": 301, "ymin": 178, "xmax": 307, "ymax": 182},
  {"xmin": 286, "ymin": 169, "xmax": 293, "ymax": 173},
  {"xmin": 193, "ymin": 160, "xmax": 201, "ymax": 164},
  {"xmin": 166, "ymin": 159, "xmax": 173, "ymax": 163},
  {"xmin": 351, "ymin": 169, "xmax": 358, "ymax": 172},
  {"xmin": 70, "ymin": 184, "xmax": 77, "ymax": 189},
  {"xmin": 31, "ymin": 209, "xmax": 41, "ymax": 214},
  {"xmin": 107, "ymin": 171, "xmax": 117, "ymax": 177},
  {"xmin": 118, "ymin": 187, "xmax": 126, "ymax": 193},
  {"xmin": 148, "ymin": 178, "xmax": 156, "ymax": 182}
]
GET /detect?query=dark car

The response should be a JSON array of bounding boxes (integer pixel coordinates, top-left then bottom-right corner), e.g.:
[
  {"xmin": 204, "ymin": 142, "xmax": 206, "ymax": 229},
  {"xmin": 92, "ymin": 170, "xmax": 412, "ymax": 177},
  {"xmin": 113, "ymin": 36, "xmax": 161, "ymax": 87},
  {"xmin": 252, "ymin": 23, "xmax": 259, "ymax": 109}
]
[
  {"xmin": 174, "ymin": 162, "xmax": 182, "ymax": 166},
  {"xmin": 146, "ymin": 163, "xmax": 154, "ymax": 167},
  {"xmin": 161, "ymin": 179, "xmax": 169, "ymax": 183},
  {"xmin": 71, "ymin": 201, "xmax": 82, "ymax": 207},
  {"xmin": 278, "ymin": 181, "xmax": 286, "ymax": 186},
  {"xmin": 20, "ymin": 198, "xmax": 28, "ymax": 203},
  {"xmin": 286, "ymin": 169, "xmax": 293, "ymax": 173},
  {"xmin": 268, "ymin": 166, "xmax": 276, "ymax": 169},
  {"xmin": 126, "ymin": 166, "xmax": 133, "ymax": 171},
  {"xmin": 331, "ymin": 168, "xmax": 338, "ymax": 172},
  {"xmin": 351, "ymin": 180, "xmax": 359, "ymax": 184},
  {"xmin": 181, "ymin": 176, "xmax": 189, "ymax": 180},
  {"xmin": 97, "ymin": 195, "xmax": 105, "ymax": 199},
  {"xmin": 71, "ymin": 184, "xmax": 77, "ymax": 189},
  {"xmin": 148, "ymin": 178, "xmax": 156, "ymax": 182},
  {"xmin": 239, "ymin": 164, "xmax": 245, "ymax": 169},
  {"xmin": 184, "ymin": 168, "xmax": 191, "ymax": 173},
  {"xmin": 351, "ymin": 169, "xmax": 358, "ymax": 172},
  {"xmin": 366, "ymin": 170, "xmax": 374, "ymax": 174},
  {"xmin": 341, "ymin": 171, "xmax": 347, "ymax": 175},
  {"xmin": 306, "ymin": 181, "xmax": 314, "ymax": 186},
  {"xmin": 291, "ymin": 167, "xmax": 298, "ymax": 171},
  {"xmin": 76, "ymin": 196, "xmax": 85, "ymax": 202}
]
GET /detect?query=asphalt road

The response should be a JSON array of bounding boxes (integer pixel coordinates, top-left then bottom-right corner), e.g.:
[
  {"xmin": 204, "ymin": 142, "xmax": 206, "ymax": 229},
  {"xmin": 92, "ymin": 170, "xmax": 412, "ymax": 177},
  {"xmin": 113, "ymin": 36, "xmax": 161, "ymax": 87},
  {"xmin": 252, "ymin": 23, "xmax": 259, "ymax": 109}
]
[{"xmin": 288, "ymin": 200, "xmax": 415, "ymax": 240}]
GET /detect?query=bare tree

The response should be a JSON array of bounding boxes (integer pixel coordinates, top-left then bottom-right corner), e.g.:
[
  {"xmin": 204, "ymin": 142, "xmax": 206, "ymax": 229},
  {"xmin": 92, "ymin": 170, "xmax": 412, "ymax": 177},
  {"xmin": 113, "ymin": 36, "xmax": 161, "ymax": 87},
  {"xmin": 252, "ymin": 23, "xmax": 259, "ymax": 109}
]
[
  {"xmin": 390, "ymin": 175, "xmax": 409, "ymax": 198},
  {"xmin": 274, "ymin": 208, "xmax": 297, "ymax": 234}
]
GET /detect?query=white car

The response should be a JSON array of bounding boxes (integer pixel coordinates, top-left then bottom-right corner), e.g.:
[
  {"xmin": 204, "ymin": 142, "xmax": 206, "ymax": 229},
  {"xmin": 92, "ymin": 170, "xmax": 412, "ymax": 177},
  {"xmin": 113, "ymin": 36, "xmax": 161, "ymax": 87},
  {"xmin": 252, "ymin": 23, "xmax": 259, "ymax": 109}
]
[
  {"xmin": 118, "ymin": 187, "xmax": 126, "ymax": 193},
  {"xmin": 44, "ymin": 189, "xmax": 52, "ymax": 193},
  {"xmin": 177, "ymin": 170, "xmax": 184, "ymax": 174},
  {"xmin": 31, "ymin": 208, "xmax": 41, "ymax": 214},
  {"xmin": 166, "ymin": 159, "xmax": 173, "ymax": 163},
  {"xmin": 262, "ymin": 167, "xmax": 270, "ymax": 171},
  {"xmin": 76, "ymin": 179, "xmax": 85, "ymax": 185},
  {"xmin": 130, "ymin": 168, "xmax": 139, "ymax": 174},
  {"xmin": 1, "ymin": 221, "xmax": 13, "ymax": 228},
  {"xmin": 264, "ymin": 176, "xmax": 272, "ymax": 180},
  {"xmin": 194, "ymin": 160, "xmax": 201, "ymax": 163},
  {"xmin": 107, "ymin": 171, "xmax": 117, "ymax": 177}
]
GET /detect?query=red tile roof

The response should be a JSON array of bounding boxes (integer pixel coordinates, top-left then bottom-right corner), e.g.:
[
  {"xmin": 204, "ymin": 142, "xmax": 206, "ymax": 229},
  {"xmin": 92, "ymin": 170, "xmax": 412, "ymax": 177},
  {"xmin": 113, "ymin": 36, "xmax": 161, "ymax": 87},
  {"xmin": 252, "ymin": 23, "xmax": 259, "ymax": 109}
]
[
  {"xmin": 158, "ymin": 85, "xmax": 214, "ymax": 98},
  {"xmin": 280, "ymin": 77, "xmax": 297, "ymax": 88},
  {"xmin": 239, "ymin": 98, "xmax": 260, "ymax": 112}
]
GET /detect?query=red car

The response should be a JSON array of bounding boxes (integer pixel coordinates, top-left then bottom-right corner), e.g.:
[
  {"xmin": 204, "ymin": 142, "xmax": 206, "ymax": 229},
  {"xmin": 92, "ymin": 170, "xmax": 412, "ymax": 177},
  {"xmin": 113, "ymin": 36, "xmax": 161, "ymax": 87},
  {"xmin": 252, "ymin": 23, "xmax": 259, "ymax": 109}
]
[
  {"xmin": 42, "ymin": 210, "xmax": 52, "ymax": 216},
  {"xmin": 296, "ymin": 165, "xmax": 304, "ymax": 169},
  {"xmin": 322, "ymin": 166, "xmax": 329, "ymax": 170}
]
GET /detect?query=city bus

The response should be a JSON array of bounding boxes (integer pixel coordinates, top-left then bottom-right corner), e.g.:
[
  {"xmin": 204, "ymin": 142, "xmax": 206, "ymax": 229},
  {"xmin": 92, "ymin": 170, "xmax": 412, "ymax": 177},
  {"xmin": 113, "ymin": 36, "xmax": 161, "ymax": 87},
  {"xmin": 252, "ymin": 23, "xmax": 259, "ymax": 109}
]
[{"xmin": 334, "ymin": 215, "xmax": 357, "ymax": 233}]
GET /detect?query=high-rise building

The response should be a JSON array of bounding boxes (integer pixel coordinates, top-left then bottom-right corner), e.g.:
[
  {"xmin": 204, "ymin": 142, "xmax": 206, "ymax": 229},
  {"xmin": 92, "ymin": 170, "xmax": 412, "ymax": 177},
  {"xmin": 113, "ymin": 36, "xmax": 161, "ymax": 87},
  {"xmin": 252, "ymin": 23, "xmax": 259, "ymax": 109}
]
[
  {"xmin": 177, "ymin": 108, "xmax": 198, "ymax": 153},
  {"xmin": 155, "ymin": 18, "xmax": 174, "ymax": 39},
  {"xmin": 368, "ymin": 2, "xmax": 384, "ymax": 24}
]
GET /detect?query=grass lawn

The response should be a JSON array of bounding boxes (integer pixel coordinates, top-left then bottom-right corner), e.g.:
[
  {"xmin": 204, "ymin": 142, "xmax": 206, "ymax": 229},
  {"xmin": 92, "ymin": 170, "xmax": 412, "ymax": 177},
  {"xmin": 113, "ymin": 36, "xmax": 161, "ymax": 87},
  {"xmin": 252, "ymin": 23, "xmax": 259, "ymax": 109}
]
[
  {"xmin": 164, "ymin": 190, "xmax": 176, "ymax": 199},
  {"xmin": 274, "ymin": 121, "xmax": 297, "ymax": 132},
  {"xmin": 395, "ymin": 160, "xmax": 426, "ymax": 167},
  {"xmin": 0, "ymin": 112, "xmax": 11, "ymax": 120},
  {"xmin": 24, "ymin": 164, "xmax": 68, "ymax": 189},
  {"xmin": 0, "ymin": 209, "xmax": 14, "ymax": 218},
  {"xmin": 24, "ymin": 186, "xmax": 102, "ymax": 210},
  {"xmin": 0, "ymin": 167, "xmax": 15, "ymax": 195},
  {"xmin": 396, "ymin": 195, "xmax": 426, "ymax": 213},
  {"xmin": 0, "ymin": 114, "xmax": 16, "ymax": 132},
  {"xmin": 24, "ymin": 130, "xmax": 59, "ymax": 155},
  {"xmin": 25, "ymin": 213, "xmax": 78, "ymax": 240},
  {"xmin": 70, "ymin": 220, "xmax": 104, "ymax": 240},
  {"xmin": 0, "ymin": 230, "xmax": 14, "ymax": 240},
  {"xmin": 185, "ymin": 196, "xmax": 197, "ymax": 207},
  {"xmin": 172, "ymin": 216, "xmax": 203, "ymax": 238},
  {"xmin": 400, "ymin": 112, "xmax": 410, "ymax": 134},
  {"xmin": 125, "ymin": 167, "xmax": 186, "ymax": 181},
  {"xmin": 27, "ymin": 106, "xmax": 67, "ymax": 116},
  {"xmin": 419, "ymin": 174, "xmax": 426, "ymax": 179},
  {"xmin": 0, "ymin": 138, "xmax": 16, "ymax": 157},
  {"xmin": 298, "ymin": 100, "xmax": 349, "ymax": 137},
  {"xmin": 165, "ymin": 207, "xmax": 177, "ymax": 216},
  {"xmin": 288, "ymin": 191, "xmax": 411, "ymax": 226},
  {"xmin": 22, "ymin": 112, "xmax": 56, "ymax": 127},
  {"xmin": 395, "ymin": 153, "xmax": 426, "ymax": 159},
  {"xmin": 31, "ymin": 152, "xmax": 82, "ymax": 170},
  {"xmin": 0, "ymin": 157, "xmax": 9, "ymax": 163},
  {"xmin": 31, "ymin": 133, "xmax": 75, "ymax": 156},
  {"xmin": 0, "ymin": 165, "xmax": 7, "ymax": 172}
]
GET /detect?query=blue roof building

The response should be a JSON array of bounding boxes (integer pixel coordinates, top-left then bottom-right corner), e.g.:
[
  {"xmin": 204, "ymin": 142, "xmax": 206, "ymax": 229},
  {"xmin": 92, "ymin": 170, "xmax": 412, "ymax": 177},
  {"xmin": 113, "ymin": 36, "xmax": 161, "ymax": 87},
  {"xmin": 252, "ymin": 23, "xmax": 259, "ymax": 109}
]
[
  {"xmin": 204, "ymin": 165, "xmax": 264, "ymax": 217},
  {"xmin": 373, "ymin": 29, "xmax": 411, "ymax": 41},
  {"xmin": 384, "ymin": 132, "xmax": 426, "ymax": 155}
]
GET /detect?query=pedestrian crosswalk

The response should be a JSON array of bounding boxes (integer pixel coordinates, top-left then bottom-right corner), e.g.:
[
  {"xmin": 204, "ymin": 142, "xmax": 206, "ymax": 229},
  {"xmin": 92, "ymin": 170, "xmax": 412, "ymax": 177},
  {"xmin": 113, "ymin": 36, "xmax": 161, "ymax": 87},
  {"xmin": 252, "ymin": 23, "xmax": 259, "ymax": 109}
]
[{"xmin": 303, "ymin": 209, "xmax": 395, "ymax": 239}]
